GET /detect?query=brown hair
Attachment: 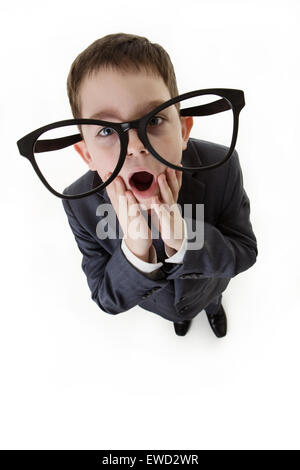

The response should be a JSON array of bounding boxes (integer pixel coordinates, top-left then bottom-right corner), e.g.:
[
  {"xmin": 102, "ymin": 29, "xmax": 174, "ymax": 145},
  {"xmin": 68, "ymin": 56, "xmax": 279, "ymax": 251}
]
[{"xmin": 66, "ymin": 32, "xmax": 180, "ymax": 120}]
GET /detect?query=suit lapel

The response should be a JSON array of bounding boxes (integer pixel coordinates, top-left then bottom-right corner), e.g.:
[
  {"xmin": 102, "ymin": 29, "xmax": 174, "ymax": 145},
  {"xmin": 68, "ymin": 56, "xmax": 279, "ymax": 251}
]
[
  {"xmin": 92, "ymin": 171, "xmax": 110, "ymax": 203},
  {"xmin": 177, "ymin": 171, "xmax": 205, "ymax": 208}
]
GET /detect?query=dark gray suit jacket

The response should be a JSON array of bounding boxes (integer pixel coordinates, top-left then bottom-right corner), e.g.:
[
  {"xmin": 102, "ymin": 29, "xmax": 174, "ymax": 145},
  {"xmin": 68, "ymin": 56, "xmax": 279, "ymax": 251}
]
[{"xmin": 61, "ymin": 138, "xmax": 258, "ymax": 322}]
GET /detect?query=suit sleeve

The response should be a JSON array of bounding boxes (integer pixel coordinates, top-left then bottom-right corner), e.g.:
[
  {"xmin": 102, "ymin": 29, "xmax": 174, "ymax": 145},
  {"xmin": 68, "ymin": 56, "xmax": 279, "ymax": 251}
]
[
  {"xmin": 61, "ymin": 198, "xmax": 168, "ymax": 314},
  {"xmin": 161, "ymin": 150, "xmax": 258, "ymax": 280},
  {"xmin": 121, "ymin": 239, "xmax": 163, "ymax": 276}
]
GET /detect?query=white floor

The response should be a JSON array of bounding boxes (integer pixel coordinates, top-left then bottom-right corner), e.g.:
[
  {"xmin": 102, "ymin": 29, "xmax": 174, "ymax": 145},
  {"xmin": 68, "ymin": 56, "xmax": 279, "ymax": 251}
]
[{"xmin": 1, "ymin": 214, "xmax": 298, "ymax": 449}]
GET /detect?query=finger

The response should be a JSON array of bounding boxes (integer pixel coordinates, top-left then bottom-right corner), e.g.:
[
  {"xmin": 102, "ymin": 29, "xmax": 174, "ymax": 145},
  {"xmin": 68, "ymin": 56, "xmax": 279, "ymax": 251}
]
[
  {"xmin": 105, "ymin": 174, "xmax": 127, "ymax": 224},
  {"xmin": 126, "ymin": 189, "xmax": 137, "ymax": 205},
  {"xmin": 126, "ymin": 190, "xmax": 151, "ymax": 227},
  {"xmin": 127, "ymin": 191, "xmax": 151, "ymax": 241},
  {"xmin": 150, "ymin": 196, "xmax": 161, "ymax": 231},
  {"xmin": 157, "ymin": 172, "xmax": 174, "ymax": 205},
  {"xmin": 166, "ymin": 167, "xmax": 179, "ymax": 201},
  {"xmin": 115, "ymin": 175, "xmax": 126, "ymax": 197},
  {"xmin": 176, "ymin": 163, "xmax": 183, "ymax": 189},
  {"xmin": 152, "ymin": 195, "xmax": 172, "ymax": 221},
  {"xmin": 121, "ymin": 191, "xmax": 137, "ymax": 238},
  {"xmin": 115, "ymin": 176, "xmax": 131, "ymax": 216},
  {"xmin": 155, "ymin": 202, "xmax": 173, "ymax": 242},
  {"xmin": 126, "ymin": 190, "xmax": 146, "ymax": 225}
]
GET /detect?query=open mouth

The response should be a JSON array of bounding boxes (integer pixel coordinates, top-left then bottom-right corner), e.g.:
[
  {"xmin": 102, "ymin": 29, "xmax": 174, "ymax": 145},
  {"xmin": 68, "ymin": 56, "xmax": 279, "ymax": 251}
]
[{"xmin": 129, "ymin": 171, "xmax": 154, "ymax": 191}]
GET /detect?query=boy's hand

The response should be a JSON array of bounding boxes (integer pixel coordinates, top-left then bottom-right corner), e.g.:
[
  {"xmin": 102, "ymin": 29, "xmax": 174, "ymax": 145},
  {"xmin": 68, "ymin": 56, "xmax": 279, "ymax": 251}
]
[
  {"xmin": 151, "ymin": 165, "xmax": 185, "ymax": 253},
  {"xmin": 104, "ymin": 172, "xmax": 153, "ymax": 263}
]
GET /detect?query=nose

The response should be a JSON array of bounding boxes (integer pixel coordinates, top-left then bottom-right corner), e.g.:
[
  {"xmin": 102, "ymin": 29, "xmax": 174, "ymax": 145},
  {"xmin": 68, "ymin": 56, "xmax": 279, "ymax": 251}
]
[{"xmin": 126, "ymin": 127, "xmax": 148, "ymax": 157}]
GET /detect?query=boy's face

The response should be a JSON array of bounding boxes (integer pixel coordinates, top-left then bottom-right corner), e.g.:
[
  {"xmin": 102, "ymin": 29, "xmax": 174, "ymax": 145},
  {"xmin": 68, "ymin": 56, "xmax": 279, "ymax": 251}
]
[{"xmin": 74, "ymin": 67, "xmax": 193, "ymax": 208}]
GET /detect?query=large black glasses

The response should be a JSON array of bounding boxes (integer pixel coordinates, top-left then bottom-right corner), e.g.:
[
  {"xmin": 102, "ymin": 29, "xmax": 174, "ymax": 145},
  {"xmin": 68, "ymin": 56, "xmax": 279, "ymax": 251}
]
[{"xmin": 16, "ymin": 88, "xmax": 245, "ymax": 200}]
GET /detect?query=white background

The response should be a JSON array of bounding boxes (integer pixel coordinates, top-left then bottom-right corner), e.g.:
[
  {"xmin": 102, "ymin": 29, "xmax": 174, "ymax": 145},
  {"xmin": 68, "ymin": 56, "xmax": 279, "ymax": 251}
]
[{"xmin": 1, "ymin": 0, "xmax": 299, "ymax": 450}]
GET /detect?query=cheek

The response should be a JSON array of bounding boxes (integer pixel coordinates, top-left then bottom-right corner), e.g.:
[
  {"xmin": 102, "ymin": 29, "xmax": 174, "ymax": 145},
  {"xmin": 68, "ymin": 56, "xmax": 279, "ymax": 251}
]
[
  {"xmin": 156, "ymin": 134, "xmax": 182, "ymax": 165},
  {"xmin": 166, "ymin": 149, "xmax": 182, "ymax": 167},
  {"xmin": 93, "ymin": 156, "xmax": 119, "ymax": 178},
  {"xmin": 86, "ymin": 143, "xmax": 119, "ymax": 171}
]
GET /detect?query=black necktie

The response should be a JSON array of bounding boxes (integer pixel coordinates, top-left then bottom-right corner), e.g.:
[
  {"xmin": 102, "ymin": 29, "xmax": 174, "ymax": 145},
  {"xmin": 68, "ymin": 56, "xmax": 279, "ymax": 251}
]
[{"xmin": 146, "ymin": 212, "xmax": 166, "ymax": 263}]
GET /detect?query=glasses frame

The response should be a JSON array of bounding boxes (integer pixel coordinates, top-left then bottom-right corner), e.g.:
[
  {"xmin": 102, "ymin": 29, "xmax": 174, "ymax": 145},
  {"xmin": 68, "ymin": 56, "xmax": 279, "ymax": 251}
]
[{"xmin": 16, "ymin": 88, "xmax": 245, "ymax": 200}]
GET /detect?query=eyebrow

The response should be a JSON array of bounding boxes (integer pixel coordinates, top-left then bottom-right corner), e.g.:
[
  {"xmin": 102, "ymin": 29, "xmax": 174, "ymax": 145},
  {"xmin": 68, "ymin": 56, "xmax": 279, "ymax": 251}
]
[{"xmin": 88, "ymin": 100, "xmax": 166, "ymax": 120}]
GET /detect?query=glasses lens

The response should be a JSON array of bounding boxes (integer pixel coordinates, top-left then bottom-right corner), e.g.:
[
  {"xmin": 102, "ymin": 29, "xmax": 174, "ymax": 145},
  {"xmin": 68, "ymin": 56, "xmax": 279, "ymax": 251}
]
[
  {"xmin": 33, "ymin": 123, "xmax": 121, "ymax": 196},
  {"xmin": 146, "ymin": 94, "xmax": 233, "ymax": 168}
]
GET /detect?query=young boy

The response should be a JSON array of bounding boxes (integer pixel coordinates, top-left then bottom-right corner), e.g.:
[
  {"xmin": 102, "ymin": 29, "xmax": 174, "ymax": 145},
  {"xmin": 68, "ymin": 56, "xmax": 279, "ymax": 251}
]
[{"xmin": 61, "ymin": 33, "xmax": 258, "ymax": 337}]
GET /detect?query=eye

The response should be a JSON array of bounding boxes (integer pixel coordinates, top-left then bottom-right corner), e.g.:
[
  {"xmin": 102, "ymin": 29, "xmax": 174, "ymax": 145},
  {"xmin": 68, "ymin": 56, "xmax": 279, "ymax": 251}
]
[
  {"xmin": 97, "ymin": 127, "xmax": 115, "ymax": 137},
  {"xmin": 148, "ymin": 116, "xmax": 163, "ymax": 127}
]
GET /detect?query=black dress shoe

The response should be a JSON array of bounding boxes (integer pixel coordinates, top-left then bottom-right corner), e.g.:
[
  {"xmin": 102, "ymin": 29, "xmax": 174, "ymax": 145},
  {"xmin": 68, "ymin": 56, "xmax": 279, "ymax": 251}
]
[
  {"xmin": 205, "ymin": 304, "xmax": 227, "ymax": 338},
  {"xmin": 173, "ymin": 319, "xmax": 192, "ymax": 336}
]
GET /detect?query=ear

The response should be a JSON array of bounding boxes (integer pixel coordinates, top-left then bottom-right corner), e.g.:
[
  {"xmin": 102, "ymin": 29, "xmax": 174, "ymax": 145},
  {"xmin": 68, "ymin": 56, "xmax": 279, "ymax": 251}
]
[
  {"xmin": 180, "ymin": 116, "xmax": 194, "ymax": 151},
  {"xmin": 73, "ymin": 141, "xmax": 97, "ymax": 171}
]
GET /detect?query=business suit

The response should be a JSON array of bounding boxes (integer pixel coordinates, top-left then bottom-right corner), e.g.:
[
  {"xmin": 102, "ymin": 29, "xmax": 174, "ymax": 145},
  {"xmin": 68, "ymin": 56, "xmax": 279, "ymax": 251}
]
[{"xmin": 61, "ymin": 137, "xmax": 258, "ymax": 323}]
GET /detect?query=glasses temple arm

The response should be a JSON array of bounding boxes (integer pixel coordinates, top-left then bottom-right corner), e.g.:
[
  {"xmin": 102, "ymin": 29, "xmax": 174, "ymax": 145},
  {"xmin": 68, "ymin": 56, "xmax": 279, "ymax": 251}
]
[
  {"xmin": 34, "ymin": 133, "xmax": 83, "ymax": 153},
  {"xmin": 180, "ymin": 97, "xmax": 231, "ymax": 117}
]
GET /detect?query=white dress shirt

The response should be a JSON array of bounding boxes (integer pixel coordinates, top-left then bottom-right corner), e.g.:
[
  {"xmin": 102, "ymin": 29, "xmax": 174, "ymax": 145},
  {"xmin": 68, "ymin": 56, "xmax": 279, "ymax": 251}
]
[{"xmin": 121, "ymin": 218, "xmax": 188, "ymax": 277}]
